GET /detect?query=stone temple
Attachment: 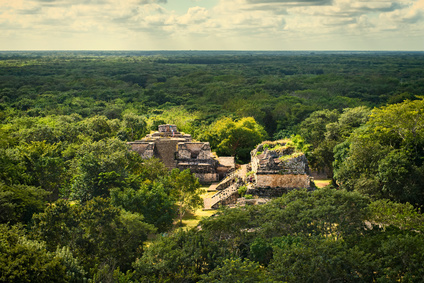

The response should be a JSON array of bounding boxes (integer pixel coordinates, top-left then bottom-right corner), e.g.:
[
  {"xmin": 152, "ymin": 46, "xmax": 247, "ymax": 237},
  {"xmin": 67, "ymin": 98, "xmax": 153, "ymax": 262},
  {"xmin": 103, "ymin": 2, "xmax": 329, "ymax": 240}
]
[
  {"xmin": 249, "ymin": 140, "xmax": 312, "ymax": 194},
  {"xmin": 204, "ymin": 139, "xmax": 313, "ymax": 209},
  {"xmin": 128, "ymin": 124, "xmax": 235, "ymax": 183}
]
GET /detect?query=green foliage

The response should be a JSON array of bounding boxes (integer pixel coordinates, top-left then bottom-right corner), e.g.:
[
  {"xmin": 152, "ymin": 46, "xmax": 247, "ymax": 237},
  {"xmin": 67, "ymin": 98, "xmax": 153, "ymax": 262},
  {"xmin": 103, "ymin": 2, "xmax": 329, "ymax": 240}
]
[
  {"xmin": 299, "ymin": 109, "xmax": 340, "ymax": 148},
  {"xmin": 249, "ymin": 237, "xmax": 273, "ymax": 265},
  {"xmin": 137, "ymin": 157, "xmax": 169, "ymax": 182},
  {"xmin": 110, "ymin": 182, "xmax": 177, "ymax": 232},
  {"xmin": 54, "ymin": 246, "xmax": 87, "ymax": 283},
  {"xmin": 237, "ymin": 185, "xmax": 247, "ymax": 197},
  {"xmin": 132, "ymin": 188, "xmax": 424, "ymax": 281},
  {"xmin": 166, "ymin": 169, "xmax": 204, "ymax": 225},
  {"xmin": 146, "ymin": 106, "xmax": 200, "ymax": 136},
  {"xmin": 199, "ymin": 205, "xmax": 252, "ymax": 257},
  {"xmin": 0, "ymin": 182, "xmax": 48, "ymax": 224},
  {"xmin": 375, "ymin": 233, "xmax": 424, "ymax": 282},
  {"xmin": 31, "ymin": 198, "xmax": 155, "ymax": 274},
  {"xmin": 133, "ymin": 229, "xmax": 220, "ymax": 282},
  {"xmin": 119, "ymin": 112, "xmax": 147, "ymax": 141},
  {"xmin": 70, "ymin": 138, "xmax": 140, "ymax": 202},
  {"xmin": 7, "ymin": 141, "xmax": 66, "ymax": 201},
  {"xmin": 199, "ymin": 258, "xmax": 270, "ymax": 283},
  {"xmin": 0, "ymin": 224, "xmax": 68, "ymax": 283},
  {"xmin": 245, "ymin": 194, "xmax": 253, "ymax": 199},
  {"xmin": 204, "ymin": 117, "xmax": 268, "ymax": 163},
  {"xmin": 287, "ymin": 134, "xmax": 311, "ymax": 154},
  {"xmin": 254, "ymin": 188, "xmax": 370, "ymax": 240},
  {"xmin": 2, "ymin": 52, "xmax": 424, "ymax": 282},
  {"xmin": 300, "ymin": 106, "xmax": 371, "ymax": 178},
  {"xmin": 369, "ymin": 199, "xmax": 424, "ymax": 232},
  {"xmin": 334, "ymin": 99, "xmax": 424, "ymax": 206},
  {"xmin": 269, "ymin": 236, "xmax": 373, "ymax": 282}
]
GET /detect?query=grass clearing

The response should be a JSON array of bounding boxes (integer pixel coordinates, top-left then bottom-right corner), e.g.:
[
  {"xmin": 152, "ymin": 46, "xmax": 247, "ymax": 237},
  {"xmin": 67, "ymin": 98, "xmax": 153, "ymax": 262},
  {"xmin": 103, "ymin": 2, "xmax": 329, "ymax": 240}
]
[
  {"xmin": 180, "ymin": 209, "xmax": 217, "ymax": 229},
  {"xmin": 315, "ymin": 179, "xmax": 331, "ymax": 188},
  {"xmin": 179, "ymin": 187, "xmax": 217, "ymax": 229}
]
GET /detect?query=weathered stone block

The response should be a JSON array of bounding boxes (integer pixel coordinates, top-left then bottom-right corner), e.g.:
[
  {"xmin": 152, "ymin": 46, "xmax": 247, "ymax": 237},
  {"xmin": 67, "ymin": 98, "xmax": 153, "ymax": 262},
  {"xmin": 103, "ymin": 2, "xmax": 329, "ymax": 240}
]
[
  {"xmin": 255, "ymin": 174, "xmax": 311, "ymax": 189},
  {"xmin": 127, "ymin": 142, "xmax": 155, "ymax": 159}
]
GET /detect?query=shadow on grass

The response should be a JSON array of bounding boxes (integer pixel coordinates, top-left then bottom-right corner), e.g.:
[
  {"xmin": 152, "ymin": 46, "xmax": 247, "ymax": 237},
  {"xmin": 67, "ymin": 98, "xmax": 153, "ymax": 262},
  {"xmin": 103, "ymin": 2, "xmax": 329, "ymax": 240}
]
[{"xmin": 182, "ymin": 210, "xmax": 199, "ymax": 220}]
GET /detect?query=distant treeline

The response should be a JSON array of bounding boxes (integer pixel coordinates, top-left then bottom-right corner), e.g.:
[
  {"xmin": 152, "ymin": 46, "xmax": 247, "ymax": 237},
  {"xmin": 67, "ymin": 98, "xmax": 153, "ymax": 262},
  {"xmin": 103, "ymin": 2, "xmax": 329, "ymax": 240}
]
[{"xmin": 1, "ymin": 51, "xmax": 423, "ymax": 138}]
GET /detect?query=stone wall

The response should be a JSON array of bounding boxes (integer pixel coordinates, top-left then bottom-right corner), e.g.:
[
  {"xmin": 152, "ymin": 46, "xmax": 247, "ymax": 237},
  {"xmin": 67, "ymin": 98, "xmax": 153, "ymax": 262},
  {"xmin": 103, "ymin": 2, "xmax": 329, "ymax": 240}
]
[
  {"xmin": 153, "ymin": 138, "xmax": 185, "ymax": 169},
  {"xmin": 129, "ymin": 125, "xmax": 235, "ymax": 184},
  {"xmin": 195, "ymin": 173, "xmax": 220, "ymax": 183},
  {"xmin": 177, "ymin": 163, "xmax": 216, "ymax": 173},
  {"xmin": 218, "ymin": 192, "xmax": 239, "ymax": 207},
  {"xmin": 176, "ymin": 142, "xmax": 212, "ymax": 160},
  {"xmin": 251, "ymin": 151, "xmax": 309, "ymax": 175},
  {"xmin": 250, "ymin": 140, "xmax": 312, "ymax": 190},
  {"xmin": 127, "ymin": 142, "xmax": 154, "ymax": 159},
  {"xmin": 255, "ymin": 174, "xmax": 311, "ymax": 189}
]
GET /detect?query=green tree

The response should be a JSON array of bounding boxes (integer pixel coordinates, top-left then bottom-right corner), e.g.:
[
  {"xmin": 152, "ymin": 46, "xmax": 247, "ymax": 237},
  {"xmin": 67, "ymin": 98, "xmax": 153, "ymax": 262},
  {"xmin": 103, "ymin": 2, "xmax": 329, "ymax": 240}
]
[
  {"xmin": 0, "ymin": 182, "xmax": 48, "ymax": 224},
  {"xmin": 70, "ymin": 138, "xmax": 139, "ymax": 202},
  {"xmin": 268, "ymin": 236, "xmax": 374, "ymax": 282},
  {"xmin": 78, "ymin": 115, "xmax": 119, "ymax": 141},
  {"xmin": 368, "ymin": 199, "xmax": 424, "ymax": 232},
  {"xmin": 205, "ymin": 117, "xmax": 268, "ymax": 163},
  {"xmin": 32, "ymin": 198, "xmax": 155, "ymax": 274},
  {"xmin": 200, "ymin": 205, "xmax": 252, "ymax": 258},
  {"xmin": 333, "ymin": 99, "xmax": 424, "ymax": 206},
  {"xmin": 119, "ymin": 112, "xmax": 147, "ymax": 141},
  {"xmin": 111, "ymin": 182, "xmax": 177, "ymax": 232},
  {"xmin": 299, "ymin": 109, "xmax": 339, "ymax": 148},
  {"xmin": 0, "ymin": 224, "xmax": 68, "ymax": 283},
  {"xmin": 376, "ymin": 233, "xmax": 424, "ymax": 281},
  {"xmin": 200, "ymin": 258, "xmax": 270, "ymax": 283},
  {"xmin": 166, "ymin": 169, "xmax": 204, "ymax": 226},
  {"xmin": 253, "ymin": 188, "xmax": 370, "ymax": 240},
  {"xmin": 15, "ymin": 141, "xmax": 66, "ymax": 201},
  {"xmin": 300, "ymin": 107, "xmax": 370, "ymax": 178},
  {"xmin": 133, "ymin": 229, "xmax": 220, "ymax": 282},
  {"xmin": 138, "ymin": 157, "xmax": 169, "ymax": 182}
]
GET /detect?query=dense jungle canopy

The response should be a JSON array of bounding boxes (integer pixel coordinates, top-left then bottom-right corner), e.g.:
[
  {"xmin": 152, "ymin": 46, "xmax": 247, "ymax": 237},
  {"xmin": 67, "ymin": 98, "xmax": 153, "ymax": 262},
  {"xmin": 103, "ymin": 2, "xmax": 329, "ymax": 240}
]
[{"xmin": 1, "ymin": 51, "xmax": 424, "ymax": 282}]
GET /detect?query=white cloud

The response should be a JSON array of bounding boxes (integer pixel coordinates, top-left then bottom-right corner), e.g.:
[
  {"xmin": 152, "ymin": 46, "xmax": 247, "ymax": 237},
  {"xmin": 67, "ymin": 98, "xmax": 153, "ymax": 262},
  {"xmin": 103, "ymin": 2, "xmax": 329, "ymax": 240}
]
[
  {"xmin": 0, "ymin": 0, "xmax": 423, "ymax": 50},
  {"xmin": 177, "ymin": 6, "xmax": 209, "ymax": 25}
]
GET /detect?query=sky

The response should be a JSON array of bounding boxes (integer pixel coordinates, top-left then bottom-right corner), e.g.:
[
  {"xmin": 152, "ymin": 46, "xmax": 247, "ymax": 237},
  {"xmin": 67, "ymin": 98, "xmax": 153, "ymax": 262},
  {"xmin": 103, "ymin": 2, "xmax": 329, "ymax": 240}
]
[{"xmin": 0, "ymin": 0, "xmax": 423, "ymax": 50}]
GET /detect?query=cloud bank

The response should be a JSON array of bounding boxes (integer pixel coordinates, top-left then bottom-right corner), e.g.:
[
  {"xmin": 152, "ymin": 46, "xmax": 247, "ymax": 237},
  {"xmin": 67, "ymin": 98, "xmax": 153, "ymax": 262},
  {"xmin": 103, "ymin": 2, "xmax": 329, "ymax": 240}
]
[{"xmin": 0, "ymin": 0, "xmax": 423, "ymax": 50}]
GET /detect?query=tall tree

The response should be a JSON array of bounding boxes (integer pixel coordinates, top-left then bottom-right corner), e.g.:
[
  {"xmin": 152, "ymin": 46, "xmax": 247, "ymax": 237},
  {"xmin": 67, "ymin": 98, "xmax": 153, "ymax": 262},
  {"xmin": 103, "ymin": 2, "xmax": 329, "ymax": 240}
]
[
  {"xmin": 334, "ymin": 99, "xmax": 424, "ymax": 206},
  {"xmin": 300, "ymin": 107, "xmax": 370, "ymax": 178},
  {"xmin": 166, "ymin": 169, "xmax": 203, "ymax": 225},
  {"xmin": 70, "ymin": 138, "xmax": 140, "ymax": 202},
  {"xmin": 205, "ymin": 117, "xmax": 268, "ymax": 163},
  {"xmin": 32, "ymin": 198, "xmax": 155, "ymax": 274}
]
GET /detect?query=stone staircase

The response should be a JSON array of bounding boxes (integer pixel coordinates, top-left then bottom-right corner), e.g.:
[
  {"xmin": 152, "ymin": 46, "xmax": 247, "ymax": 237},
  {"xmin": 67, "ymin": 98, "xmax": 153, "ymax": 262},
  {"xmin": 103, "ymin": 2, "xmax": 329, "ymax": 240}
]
[
  {"xmin": 204, "ymin": 183, "xmax": 239, "ymax": 210},
  {"xmin": 204, "ymin": 170, "xmax": 241, "ymax": 209}
]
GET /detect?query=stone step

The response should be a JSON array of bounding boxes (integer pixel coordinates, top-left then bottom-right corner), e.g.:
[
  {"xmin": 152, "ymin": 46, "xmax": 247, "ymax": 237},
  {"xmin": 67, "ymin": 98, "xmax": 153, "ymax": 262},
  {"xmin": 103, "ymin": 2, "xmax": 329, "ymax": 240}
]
[{"xmin": 204, "ymin": 184, "xmax": 239, "ymax": 209}]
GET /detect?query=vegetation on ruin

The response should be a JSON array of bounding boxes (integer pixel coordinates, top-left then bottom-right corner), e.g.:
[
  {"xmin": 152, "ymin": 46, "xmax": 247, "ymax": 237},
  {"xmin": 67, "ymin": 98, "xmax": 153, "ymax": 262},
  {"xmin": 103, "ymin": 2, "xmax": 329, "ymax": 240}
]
[{"xmin": 1, "ymin": 51, "xmax": 424, "ymax": 281}]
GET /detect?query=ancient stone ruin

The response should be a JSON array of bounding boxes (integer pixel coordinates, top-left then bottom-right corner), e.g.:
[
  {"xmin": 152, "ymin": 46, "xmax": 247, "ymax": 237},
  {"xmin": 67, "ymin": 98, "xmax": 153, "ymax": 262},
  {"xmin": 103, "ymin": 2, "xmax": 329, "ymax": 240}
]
[
  {"xmin": 129, "ymin": 126, "xmax": 312, "ymax": 209},
  {"xmin": 204, "ymin": 139, "xmax": 313, "ymax": 209},
  {"xmin": 128, "ymin": 124, "xmax": 235, "ymax": 183},
  {"xmin": 248, "ymin": 140, "xmax": 312, "ymax": 196}
]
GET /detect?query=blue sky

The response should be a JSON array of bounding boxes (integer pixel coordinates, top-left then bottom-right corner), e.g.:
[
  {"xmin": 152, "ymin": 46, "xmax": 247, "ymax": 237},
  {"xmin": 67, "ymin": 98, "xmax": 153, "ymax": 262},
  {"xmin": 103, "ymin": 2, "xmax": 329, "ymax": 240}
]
[{"xmin": 0, "ymin": 0, "xmax": 423, "ymax": 50}]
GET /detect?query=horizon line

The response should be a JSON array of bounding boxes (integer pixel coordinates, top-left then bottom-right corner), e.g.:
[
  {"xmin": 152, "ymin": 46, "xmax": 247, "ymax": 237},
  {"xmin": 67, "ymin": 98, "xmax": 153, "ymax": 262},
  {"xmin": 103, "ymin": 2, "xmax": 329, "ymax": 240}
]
[{"xmin": 1, "ymin": 50, "xmax": 424, "ymax": 53}]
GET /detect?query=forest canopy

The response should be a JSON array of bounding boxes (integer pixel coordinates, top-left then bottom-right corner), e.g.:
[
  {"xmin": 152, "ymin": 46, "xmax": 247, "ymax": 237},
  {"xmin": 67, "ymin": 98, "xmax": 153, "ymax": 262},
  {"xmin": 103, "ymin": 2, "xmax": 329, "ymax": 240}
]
[{"xmin": 1, "ymin": 51, "xmax": 424, "ymax": 282}]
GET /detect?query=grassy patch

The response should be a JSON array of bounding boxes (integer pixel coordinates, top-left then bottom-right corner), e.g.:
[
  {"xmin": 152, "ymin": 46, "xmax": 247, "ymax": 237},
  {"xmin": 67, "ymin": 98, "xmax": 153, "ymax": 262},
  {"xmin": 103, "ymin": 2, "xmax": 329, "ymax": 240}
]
[
  {"xmin": 315, "ymin": 179, "xmax": 331, "ymax": 188},
  {"xmin": 180, "ymin": 209, "xmax": 216, "ymax": 229},
  {"xmin": 179, "ymin": 188, "xmax": 217, "ymax": 229}
]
